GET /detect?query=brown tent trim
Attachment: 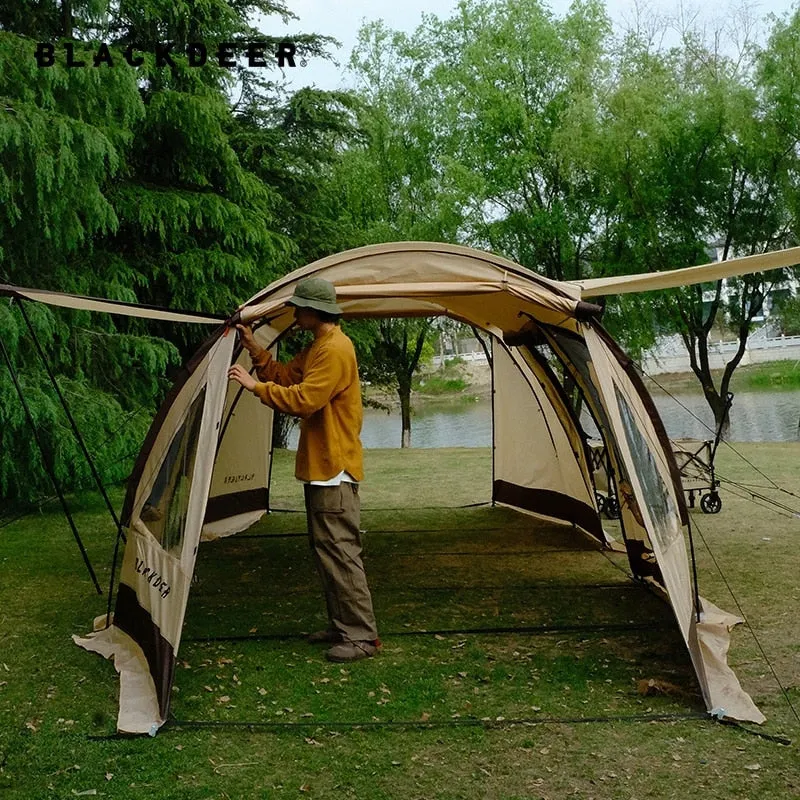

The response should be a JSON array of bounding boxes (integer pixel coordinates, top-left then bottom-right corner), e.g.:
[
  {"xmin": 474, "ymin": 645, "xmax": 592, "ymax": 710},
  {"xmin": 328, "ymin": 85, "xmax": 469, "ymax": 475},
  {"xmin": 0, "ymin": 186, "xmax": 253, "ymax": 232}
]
[
  {"xmin": 204, "ymin": 488, "xmax": 270, "ymax": 525},
  {"xmin": 114, "ymin": 583, "xmax": 175, "ymax": 719},
  {"xmin": 493, "ymin": 480, "xmax": 603, "ymax": 542}
]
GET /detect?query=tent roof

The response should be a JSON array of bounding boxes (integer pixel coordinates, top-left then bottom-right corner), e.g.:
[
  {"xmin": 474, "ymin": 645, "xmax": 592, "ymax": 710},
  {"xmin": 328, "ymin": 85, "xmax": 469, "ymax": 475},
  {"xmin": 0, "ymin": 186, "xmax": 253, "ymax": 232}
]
[{"xmin": 236, "ymin": 241, "xmax": 589, "ymax": 333}]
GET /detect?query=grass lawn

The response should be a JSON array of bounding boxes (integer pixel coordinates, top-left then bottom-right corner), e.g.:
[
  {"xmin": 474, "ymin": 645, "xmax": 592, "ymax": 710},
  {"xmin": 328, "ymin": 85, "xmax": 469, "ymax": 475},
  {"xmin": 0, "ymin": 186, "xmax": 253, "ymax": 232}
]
[{"xmin": 1, "ymin": 444, "xmax": 798, "ymax": 799}]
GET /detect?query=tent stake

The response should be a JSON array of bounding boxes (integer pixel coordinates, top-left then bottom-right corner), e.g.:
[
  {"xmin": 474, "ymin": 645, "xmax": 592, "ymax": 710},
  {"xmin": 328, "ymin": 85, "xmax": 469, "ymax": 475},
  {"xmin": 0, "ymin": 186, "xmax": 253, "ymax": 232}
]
[
  {"xmin": 16, "ymin": 299, "xmax": 122, "ymax": 532},
  {"xmin": 0, "ymin": 337, "xmax": 102, "ymax": 594}
]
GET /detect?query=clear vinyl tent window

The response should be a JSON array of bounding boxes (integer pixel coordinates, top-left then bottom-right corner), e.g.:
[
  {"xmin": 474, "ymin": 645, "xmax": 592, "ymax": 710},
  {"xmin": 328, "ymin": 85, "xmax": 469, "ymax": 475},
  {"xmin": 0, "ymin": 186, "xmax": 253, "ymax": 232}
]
[
  {"xmin": 614, "ymin": 385, "xmax": 680, "ymax": 551},
  {"xmin": 143, "ymin": 387, "xmax": 207, "ymax": 554}
]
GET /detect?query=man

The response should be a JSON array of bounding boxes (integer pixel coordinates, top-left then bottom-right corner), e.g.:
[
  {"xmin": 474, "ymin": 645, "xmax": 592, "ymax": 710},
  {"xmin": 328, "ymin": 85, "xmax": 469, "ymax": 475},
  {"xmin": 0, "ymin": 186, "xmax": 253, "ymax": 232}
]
[{"xmin": 227, "ymin": 277, "xmax": 379, "ymax": 663}]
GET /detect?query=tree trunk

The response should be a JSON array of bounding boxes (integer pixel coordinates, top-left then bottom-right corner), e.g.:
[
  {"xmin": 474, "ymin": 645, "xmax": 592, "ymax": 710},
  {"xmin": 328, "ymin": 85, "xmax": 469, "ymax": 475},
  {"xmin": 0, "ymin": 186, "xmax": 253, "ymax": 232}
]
[
  {"xmin": 61, "ymin": 0, "xmax": 73, "ymax": 38},
  {"xmin": 272, "ymin": 410, "xmax": 298, "ymax": 449},
  {"xmin": 399, "ymin": 380, "xmax": 412, "ymax": 448}
]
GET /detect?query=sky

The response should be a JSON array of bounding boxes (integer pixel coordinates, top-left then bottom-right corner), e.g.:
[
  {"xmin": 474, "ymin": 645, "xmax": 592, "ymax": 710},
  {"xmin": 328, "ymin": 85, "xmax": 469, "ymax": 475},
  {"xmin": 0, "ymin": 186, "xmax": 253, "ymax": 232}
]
[{"xmin": 258, "ymin": 0, "xmax": 799, "ymax": 91}]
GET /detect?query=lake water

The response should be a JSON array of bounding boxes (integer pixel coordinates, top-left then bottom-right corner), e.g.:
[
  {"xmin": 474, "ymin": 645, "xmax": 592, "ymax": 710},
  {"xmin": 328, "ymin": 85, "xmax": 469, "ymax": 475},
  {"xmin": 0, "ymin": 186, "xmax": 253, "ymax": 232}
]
[{"xmin": 344, "ymin": 389, "xmax": 800, "ymax": 449}]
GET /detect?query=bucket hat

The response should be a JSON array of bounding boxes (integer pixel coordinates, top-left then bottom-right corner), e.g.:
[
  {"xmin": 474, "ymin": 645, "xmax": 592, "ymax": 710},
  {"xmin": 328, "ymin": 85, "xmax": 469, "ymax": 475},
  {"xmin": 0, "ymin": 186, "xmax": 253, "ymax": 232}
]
[{"xmin": 287, "ymin": 277, "xmax": 342, "ymax": 315}]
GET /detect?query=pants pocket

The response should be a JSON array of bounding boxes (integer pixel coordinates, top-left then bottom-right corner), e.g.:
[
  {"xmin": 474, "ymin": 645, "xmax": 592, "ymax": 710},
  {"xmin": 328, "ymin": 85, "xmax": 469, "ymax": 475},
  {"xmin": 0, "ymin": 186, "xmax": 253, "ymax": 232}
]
[{"xmin": 306, "ymin": 484, "xmax": 345, "ymax": 514}]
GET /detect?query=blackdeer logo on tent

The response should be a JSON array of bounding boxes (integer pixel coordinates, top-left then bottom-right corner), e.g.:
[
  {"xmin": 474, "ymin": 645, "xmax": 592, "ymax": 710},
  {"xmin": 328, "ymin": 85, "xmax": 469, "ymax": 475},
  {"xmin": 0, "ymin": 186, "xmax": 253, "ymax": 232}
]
[{"xmin": 134, "ymin": 557, "xmax": 171, "ymax": 600}]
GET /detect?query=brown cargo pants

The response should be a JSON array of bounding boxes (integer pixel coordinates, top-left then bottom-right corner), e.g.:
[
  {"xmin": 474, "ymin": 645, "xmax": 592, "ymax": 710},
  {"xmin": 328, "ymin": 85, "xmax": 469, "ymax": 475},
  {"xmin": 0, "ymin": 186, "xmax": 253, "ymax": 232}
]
[{"xmin": 304, "ymin": 482, "xmax": 378, "ymax": 642}]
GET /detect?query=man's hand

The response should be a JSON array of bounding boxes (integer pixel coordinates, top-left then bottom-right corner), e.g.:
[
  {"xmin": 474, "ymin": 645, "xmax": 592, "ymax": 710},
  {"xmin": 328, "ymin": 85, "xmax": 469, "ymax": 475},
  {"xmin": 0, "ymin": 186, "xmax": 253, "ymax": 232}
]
[
  {"xmin": 228, "ymin": 364, "xmax": 258, "ymax": 392},
  {"xmin": 236, "ymin": 324, "xmax": 259, "ymax": 353}
]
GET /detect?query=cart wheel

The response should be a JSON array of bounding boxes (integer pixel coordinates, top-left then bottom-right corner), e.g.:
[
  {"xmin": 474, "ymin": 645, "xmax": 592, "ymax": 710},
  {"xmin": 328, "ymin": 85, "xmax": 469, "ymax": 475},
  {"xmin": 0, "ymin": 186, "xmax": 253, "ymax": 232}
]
[
  {"xmin": 605, "ymin": 497, "xmax": 620, "ymax": 519},
  {"xmin": 700, "ymin": 492, "xmax": 722, "ymax": 514},
  {"xmin": 595, "ymin": 491, "xmax": 606, "ymax": 514}
]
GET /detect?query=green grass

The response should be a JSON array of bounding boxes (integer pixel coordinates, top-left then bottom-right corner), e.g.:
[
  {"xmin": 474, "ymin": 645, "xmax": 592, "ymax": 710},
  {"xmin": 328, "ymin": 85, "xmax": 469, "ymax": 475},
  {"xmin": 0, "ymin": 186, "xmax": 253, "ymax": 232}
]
[
  {"xmin": 646, "ymin": 359, "xmax": 800, "ymax": 395},
  {"xmin": 740, "ymin": 360, "xmax": 800, "ymax": 391},
  {"xmin": 413, "ymin": 375, "xmax": 469, "ymax": 395},
  {"xmin": 1, "ymin": 445, "xmax": 799, "ymax": 799}
]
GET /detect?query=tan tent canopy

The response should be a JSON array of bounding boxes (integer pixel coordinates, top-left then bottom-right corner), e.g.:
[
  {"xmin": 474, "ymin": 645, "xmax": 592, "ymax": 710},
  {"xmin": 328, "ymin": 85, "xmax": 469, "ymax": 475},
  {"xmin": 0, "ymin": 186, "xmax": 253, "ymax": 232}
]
[
  {"xmin": 72, "ymin": 242, "xmax": 765, "ymax": 733},
  {"xmin": 570, "ymin": 246, "xmax": 800, "ymax": 298}
]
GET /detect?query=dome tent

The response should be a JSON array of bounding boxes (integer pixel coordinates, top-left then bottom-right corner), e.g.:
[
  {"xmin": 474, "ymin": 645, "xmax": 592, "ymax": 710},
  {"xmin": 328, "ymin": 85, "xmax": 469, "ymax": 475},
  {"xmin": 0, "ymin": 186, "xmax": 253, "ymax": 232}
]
[{"xmin": 72, "ymin": 241, "xmax": 769, "ymax": 734}]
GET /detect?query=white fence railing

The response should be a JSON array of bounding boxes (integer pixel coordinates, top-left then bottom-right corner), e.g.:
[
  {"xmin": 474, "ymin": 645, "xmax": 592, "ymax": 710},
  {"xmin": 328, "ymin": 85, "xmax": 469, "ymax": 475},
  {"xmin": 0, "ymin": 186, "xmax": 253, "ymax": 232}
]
[
  {"xmin": 431, "ymin": 351, "xmax": 489, "ymax": 366},
  {"xmin": 430, "ymin": 332, "xmax": 800, "ymax": 374}
]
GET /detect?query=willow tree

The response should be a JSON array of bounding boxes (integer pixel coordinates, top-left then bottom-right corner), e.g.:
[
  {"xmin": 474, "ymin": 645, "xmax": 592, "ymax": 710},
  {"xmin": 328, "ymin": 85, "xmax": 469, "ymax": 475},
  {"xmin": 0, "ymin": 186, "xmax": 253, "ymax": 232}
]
[{"xmin": 0, "ymin": 0, "xmax": 321, "ymax": 503}]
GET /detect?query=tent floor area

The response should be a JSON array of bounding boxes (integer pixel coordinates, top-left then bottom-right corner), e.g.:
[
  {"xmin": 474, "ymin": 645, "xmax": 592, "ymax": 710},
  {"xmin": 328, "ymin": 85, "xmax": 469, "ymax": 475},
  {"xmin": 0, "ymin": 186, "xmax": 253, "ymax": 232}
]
[{"xmin": 179, "ymin": 447, "xmax": 704, "ymax": 727}]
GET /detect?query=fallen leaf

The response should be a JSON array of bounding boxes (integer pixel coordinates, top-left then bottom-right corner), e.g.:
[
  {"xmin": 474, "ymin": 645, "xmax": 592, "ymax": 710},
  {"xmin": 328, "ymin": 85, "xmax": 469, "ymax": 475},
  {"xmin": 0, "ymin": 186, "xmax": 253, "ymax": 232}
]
[
  {"xmin": 744, "ymin": 764, "xmax": 761, "ymax": 771},
  {"xmin": 299, "ymin": 783, "xmax": 311, "ymax": 792},
  {"xmin": 216, "ymin": 695, "xmax": 231, "ymax": 704},
  {"xmin": 105, "ymin": 774, "xmax": 113, "ymax": 781},
  {"xmin": 257, "ymin": 687, "xmax": 267, "ymax": 696},
  {"xmin": 420, "ymin": 712, "xmax": 431, "ymax": 722}
]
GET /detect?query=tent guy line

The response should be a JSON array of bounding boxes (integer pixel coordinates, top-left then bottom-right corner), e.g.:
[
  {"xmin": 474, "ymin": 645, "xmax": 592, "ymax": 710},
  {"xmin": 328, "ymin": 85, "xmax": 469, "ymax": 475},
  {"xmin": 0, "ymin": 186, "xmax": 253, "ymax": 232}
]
[{"xmin": 691, "ymin": 516, "xmax": 800, "ymax": 724}]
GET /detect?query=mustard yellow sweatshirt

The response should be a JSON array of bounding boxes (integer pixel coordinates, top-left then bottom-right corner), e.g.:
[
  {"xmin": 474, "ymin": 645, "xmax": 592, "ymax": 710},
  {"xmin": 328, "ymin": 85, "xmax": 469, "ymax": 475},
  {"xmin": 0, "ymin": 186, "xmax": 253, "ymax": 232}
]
[{"xmin": 249, "ymin": 327, "xmax": 364, "ymax": 482}]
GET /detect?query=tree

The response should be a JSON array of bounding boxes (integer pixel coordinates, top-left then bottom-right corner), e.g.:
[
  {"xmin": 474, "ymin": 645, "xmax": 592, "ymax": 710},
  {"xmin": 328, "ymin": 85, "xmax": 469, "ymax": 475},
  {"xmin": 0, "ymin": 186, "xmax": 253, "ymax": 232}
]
[
  {"xmin": 597, "ymin": 17, "xmax": 800, "ymax": 431},
  {"xmin": 410, "ymin": 0, "xmax": 612, "ymax": 282},
  {"xmin": 352, "ymin": 318, "xmax": 433, "ymax": 448},
  {"xmin": 314, "ymin": 20, "xmax": 462, "ymax": 447},
  {"xmin": 0, "ymin": 0, "xmax": 333, "ymax": 502}
]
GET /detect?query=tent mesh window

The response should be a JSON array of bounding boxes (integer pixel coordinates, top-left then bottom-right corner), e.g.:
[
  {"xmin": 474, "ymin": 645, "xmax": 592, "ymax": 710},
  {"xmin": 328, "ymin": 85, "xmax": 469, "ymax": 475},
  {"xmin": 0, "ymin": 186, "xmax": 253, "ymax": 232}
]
[
  {"xmin": 536, "ymin": 331, "xmax": 622, "ymax": 471},
  {"xmin": 144, "ymin": 387, "xmax": 207, "ymax": 554},
  {"xmin": 614, "ymin": 385, "xmax": 680, "ymax": 551}
]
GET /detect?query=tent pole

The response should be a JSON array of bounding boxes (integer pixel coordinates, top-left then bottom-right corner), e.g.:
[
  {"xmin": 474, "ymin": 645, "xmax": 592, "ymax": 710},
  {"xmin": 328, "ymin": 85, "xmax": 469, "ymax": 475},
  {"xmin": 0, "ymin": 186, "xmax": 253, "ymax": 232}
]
[
  {"xmin": 0, "ymin": 337, "xmax": 102, "ymax": 594},
  {"xmin": 104, "ymin": 518, "xmax": 126, "ymax": 627},
  {"xmin": 685, "ymin": 517, "xmax": 702, "ymax": 623},
  {"xmin": 489, "ymin": 335, "xmax": 496, "ymax": 506},
  {"xmin": 16, "ymin": 299, "xmax": 122, "ymax": 531}
]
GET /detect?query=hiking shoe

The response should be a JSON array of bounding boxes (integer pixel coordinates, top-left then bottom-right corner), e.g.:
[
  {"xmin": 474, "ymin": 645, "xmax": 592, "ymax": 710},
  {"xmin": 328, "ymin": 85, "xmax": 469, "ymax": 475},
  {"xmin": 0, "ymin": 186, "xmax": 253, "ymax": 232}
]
[
  {"xmin": 307, "ymin": 629, "xmax": 343, "ymax": 645},
  {"xmin": 325, "ymin": 640, "xmax": 379, "ymax": 662}
]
